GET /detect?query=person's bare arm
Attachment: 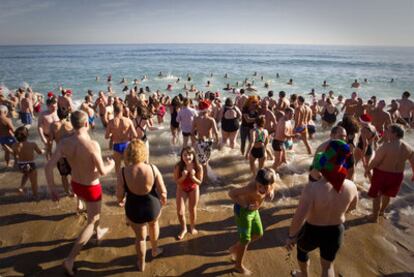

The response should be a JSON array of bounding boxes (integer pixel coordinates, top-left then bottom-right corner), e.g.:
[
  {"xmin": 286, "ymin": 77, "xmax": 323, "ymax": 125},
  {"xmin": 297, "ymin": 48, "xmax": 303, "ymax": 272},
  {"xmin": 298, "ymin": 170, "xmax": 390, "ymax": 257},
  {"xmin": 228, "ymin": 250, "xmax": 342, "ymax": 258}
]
[
  {"xmin": 104, "ymin": 122, "xmax": 112, "ymax": 139},
  {"xmin": 212, "ymin": 119, "xmax": 219, "ymax": 143},
  {"xmin": 228, "ymin": 185, "xmax": 251, "ymax": 207},
  {"xmin": 37, "ymin": 115, "xmax": 47, "ymax": 144},
  {"xmin": 190, "ymin": 164, "xmax": 203, "ymax": 186},
  {"xmin": 341, "ymin": 101, "xmax": 347, "ymax": 112},
  {"xmin": 174, "ymin": 165, "xmax": 187, "ymax": 184},
  {"xmin": 45, "ymin": 144, "xmax": 62, "ymax": 201},
  {"xmin": 91, "ymin": 141, "xmax": 115, "ymax": 176},
  {"xmin": 128, "ymin": 119, "xmax": 138, "ymax": 139},
  {"xmin": 347, "ymin": 190, "xmax": 359, "ymax": 212},
  {"xmin": 366, "ymin": 144, "xmax": 386, "ymax": 172},
  {"xmin": 33, "ymin": 142, "xmax": 44, "ymax": 155},
  {"xmin": 153, "ymin": 165, "xmax": 167, "ymax": 206}
]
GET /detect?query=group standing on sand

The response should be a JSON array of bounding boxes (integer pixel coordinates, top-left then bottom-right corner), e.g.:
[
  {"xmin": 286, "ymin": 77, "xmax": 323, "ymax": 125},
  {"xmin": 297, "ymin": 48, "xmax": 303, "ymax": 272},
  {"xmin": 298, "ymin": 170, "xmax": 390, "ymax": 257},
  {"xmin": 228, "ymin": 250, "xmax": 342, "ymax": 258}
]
[{"xmin": 1, "ymin": 74, "xmax": 414, "ymax": 276}]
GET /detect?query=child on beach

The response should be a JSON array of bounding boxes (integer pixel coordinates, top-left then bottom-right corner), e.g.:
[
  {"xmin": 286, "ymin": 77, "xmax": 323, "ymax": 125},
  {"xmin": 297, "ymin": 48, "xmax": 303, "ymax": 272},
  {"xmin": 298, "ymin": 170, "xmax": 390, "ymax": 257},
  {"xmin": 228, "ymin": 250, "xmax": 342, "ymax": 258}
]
[
  {"xmin": 8, "ymin": 126, "xmax": 43, "ymax": 199},
  {"xmin": 173, "ymin": 146, "xmax": 203, "ymax": 240},
  {"xmin": 228, "ymin": 167, "xmax": 276, "ymax": 275}
]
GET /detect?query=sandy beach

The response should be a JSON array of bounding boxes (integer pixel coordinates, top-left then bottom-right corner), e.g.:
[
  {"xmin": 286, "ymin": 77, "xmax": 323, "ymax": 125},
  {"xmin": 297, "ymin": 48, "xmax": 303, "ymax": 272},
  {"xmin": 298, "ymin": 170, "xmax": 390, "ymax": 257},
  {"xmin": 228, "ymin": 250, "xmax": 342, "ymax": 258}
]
[{"xmin": 0, "ymin": 121, "xmax": 413, "ymax": 277}]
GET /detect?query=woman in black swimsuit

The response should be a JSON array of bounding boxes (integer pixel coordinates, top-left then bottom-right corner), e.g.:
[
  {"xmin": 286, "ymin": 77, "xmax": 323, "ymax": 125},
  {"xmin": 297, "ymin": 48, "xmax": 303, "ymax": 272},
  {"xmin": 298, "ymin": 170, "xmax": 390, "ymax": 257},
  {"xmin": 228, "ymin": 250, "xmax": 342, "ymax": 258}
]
[
  {"xmin": 355, "ymin": 117, "xmax": 378, "ymax": 167},
  {"xmin": 169, "ymin": 96, "xmax": 181, "ymax": 145},
  {"xmin": 220, "ymin": 98, "xmax": 241, "ymax": 149},
  {"xmin": 116, "ymin": 139, "xmax": 167, "ymax": 272},
  {"xmin": 321, "ymin": 98, "xmax": 338, "ymax": 129}
]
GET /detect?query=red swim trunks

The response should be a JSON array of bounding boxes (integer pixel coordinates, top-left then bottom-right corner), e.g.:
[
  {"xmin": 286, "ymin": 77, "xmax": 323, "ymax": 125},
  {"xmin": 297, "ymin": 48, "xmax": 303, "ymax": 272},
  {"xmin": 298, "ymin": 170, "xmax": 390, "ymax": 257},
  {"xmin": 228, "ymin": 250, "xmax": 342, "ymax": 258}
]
[
  {"xmin": 368, "ymin": 168, "xmax": 404, "ymax": 198},
  {"xmin": 71, "ymin": 181, "xmax": 102, "ymax": 202}
]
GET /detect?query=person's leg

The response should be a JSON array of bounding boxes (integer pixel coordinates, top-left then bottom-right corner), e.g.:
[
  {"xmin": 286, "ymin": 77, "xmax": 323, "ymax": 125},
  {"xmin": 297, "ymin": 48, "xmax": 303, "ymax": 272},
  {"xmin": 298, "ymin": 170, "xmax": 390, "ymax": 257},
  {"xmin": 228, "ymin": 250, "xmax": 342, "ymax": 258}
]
[
  {"xmin": 183, "ymin": 134, "xmax": 189, "ymax": 148},
  {"xmin": 18, "ymin": 173, "xmax": 29, "ymax": 193},
  {"xmin": 130, "ymin": 222, "xmax": 147, "ymax": 272},
  {"xmin": 2, "ymin": 145, "xmax": 11, "ymax": 167},
  {"xmin": 249, "ymin": 155, "xmax": 256, "ymax": 176},
  {"xmin": 258, "ymin": 157, "xmax": 265, "ymax": 172},
  {"xmin": 296, "ymin": 247, "xmax": 310, "ymax": 277},
  {"xmin": 240, "ymin": 126, "xmax": 249, "ymax": 155},
  {"xmin": 148, "ymin": 218, "xmax": 163, "ymax": 257},
  {"xmin": 28, "ymin": 169, "xmax": 38, "ymax": 199},
  {"xmin": 320, "ymin": 258, "xmax": 335, "ymax": 277},
  {"xmin": 370, "ymin": 196, "xmax": 381, "ymax": 222},
  {"xmin": 379, "ymin": 196, "xmax": 391, "ymax": 216},
  {"xmin": 301, "ymin": 132, "xmax": 312, "ymax": 155},
  {"xmin": 63, "ymin": 201, "xmax": 104, "ymax": 274},
  {"xmin": 230, "ymin": 130, "xmax": 239, "ymax": 149},
  {"xmin": 113, "ymin": 151, "xmax": 122, "ymax": 175},
  {"xmin": 221, "ymin": 131, "xmax": 229, "ymax": 147},
  {"xmin": 188, "ymin": 186, "xmax": 200, "ymax": 234},
  {"xmin": 176, "ymin": 188, "xmax": 188, "ymax": 240},
  {"xmin": 272, "ymin": 150, "xmax": 282, "ymax": 170},
  {"xmin": 61, "ymin": 175, "xmax": 71, "ymax": 196}
]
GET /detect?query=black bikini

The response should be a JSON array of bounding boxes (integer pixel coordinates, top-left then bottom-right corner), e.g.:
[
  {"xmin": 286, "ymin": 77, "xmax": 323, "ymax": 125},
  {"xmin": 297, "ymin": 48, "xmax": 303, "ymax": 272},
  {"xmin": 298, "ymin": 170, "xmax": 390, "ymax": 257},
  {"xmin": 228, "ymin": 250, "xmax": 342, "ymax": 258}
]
[
  {"xmin": 123, "ymin": 165, "xmax": 161, "ymax": 224},
  {"xmin": 170, "ymin": 108, "xmax": 179, "ymax": 128},
  {"xmin": 136, "ymin": 117, "xmax": 148, "ymax": 142},
  {"xmin": 322, "ymin": 109, "xmax": 337, "ymax": 124}
]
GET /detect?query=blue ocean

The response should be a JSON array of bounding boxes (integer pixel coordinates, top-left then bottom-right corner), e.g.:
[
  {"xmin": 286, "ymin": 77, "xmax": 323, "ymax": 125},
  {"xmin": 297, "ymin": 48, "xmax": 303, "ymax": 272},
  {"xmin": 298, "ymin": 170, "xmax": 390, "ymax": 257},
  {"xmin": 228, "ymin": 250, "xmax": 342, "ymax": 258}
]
[{"xmin": 0, "ymin": 44, "xmax": 413, "ymax": 103}]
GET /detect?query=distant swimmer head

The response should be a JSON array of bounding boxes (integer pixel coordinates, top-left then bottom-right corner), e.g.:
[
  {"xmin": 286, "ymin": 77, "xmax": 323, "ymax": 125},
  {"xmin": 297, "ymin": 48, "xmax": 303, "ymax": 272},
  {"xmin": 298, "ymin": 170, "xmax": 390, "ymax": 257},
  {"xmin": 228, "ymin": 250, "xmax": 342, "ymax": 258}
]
[{"xmin": 312, "ymin": 140, "xmax": 351, "ymax": 192}]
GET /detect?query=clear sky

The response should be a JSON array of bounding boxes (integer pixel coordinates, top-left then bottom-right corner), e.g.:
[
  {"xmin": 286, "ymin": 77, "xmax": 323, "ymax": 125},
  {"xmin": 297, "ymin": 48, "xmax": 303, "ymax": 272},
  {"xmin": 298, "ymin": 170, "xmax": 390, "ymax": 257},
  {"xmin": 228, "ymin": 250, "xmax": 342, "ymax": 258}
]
[{"xmin": 0, "ymin": 0, "xmax": 413, "ymax": 46}]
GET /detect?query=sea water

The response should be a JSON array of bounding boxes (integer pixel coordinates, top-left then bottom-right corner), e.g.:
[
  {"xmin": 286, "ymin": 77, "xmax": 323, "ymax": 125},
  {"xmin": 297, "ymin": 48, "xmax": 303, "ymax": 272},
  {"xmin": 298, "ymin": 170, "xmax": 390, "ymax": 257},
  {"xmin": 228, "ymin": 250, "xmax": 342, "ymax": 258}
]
[{"xmin": 0, "ymin": 44, "xmax": 413, "ymax": 103}]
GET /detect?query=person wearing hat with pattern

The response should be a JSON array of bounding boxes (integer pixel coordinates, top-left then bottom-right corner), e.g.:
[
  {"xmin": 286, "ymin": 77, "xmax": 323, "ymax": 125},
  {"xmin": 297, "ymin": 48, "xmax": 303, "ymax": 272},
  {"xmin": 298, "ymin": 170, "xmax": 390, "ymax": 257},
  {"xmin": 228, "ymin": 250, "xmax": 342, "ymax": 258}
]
[
  {"xmin": 191, "ymin": 99, "xmax": 219, "ymax": 184},
  {"xmin": 286, "ymin": 140, "xmax": 358, "ymax": 277}
]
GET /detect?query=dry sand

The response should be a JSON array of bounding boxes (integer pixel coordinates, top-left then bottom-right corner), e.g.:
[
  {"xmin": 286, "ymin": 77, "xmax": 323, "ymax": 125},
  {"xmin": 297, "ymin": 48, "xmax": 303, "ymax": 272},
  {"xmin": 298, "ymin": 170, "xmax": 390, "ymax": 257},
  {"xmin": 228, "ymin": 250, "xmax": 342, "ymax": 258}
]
[{"xmin": 1, "ymin": 122, "xmax": 414, "ymax": 277}]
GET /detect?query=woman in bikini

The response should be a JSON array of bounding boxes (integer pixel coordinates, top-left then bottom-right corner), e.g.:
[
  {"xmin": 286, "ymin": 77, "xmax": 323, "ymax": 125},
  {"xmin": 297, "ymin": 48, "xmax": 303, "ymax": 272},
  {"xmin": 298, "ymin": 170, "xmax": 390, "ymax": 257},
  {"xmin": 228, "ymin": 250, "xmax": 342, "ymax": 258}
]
[
  {"xmin": 173, "ymin": 146, "xmax": 203, "ymax": 240},
  {"xmin": 246, "ymin": 116, "xmax": 269, "ymax": 176},
  {"xmin": 116, "ymin": 139, "xmax": 167, "ymax": 272},
  {"xmin": 168, "ymin": 96, "xmax": 181, "ymax": 145},
  {"xmin": 220, "ymin": 98, "xmax": 241, "ymax": 149}
]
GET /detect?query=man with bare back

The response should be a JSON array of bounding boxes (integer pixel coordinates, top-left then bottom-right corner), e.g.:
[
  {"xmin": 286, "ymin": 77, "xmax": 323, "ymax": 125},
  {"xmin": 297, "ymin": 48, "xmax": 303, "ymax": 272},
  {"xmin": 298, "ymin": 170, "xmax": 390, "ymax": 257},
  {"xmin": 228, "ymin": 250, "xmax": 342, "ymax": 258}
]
[
  {"xmin": 38, "ymin": 97, "xmax": 60, "ymax": 159},
  {"xmin": 341, "ymin": 92, "xmax": 358, "ymax": 118},
  {"xmin": 45, "ymin": 110, "xmax": 115, "ymax": 276},
  {"xmin": 272, "ymin": 108, "xmax": 295, "ymax": 170},
  {"xmin": 294, "ymin": 96, "xmax": 312, "ymax": 155},
  {"xmin": 371, "ymin": 100, "xmax": 392, "ymax": 137},
  {"xmin": 397, "ymin": 91, "xmax": 414, "ymax": 126}
]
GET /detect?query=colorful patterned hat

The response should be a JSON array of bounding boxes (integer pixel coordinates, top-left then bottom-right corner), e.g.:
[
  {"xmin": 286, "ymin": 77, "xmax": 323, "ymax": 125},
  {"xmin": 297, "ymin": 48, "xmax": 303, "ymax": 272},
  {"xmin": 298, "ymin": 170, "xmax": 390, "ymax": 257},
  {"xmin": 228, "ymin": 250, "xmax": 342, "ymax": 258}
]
[{"xmin": 312, "ymin": 140, "xmax": 351, "ymax": 192}]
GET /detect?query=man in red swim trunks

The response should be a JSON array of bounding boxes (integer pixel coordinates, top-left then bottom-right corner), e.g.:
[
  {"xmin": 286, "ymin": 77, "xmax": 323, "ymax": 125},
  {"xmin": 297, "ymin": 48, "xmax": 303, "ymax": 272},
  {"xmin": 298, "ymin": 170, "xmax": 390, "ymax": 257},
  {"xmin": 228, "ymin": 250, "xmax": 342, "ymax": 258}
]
[
  {"xmin": 365, "ymin": 124, "xmax": 414, "ymax": 223},
  {"xmin": 45, "ymin": 110, "xmax": 115, "ymax": 276}
]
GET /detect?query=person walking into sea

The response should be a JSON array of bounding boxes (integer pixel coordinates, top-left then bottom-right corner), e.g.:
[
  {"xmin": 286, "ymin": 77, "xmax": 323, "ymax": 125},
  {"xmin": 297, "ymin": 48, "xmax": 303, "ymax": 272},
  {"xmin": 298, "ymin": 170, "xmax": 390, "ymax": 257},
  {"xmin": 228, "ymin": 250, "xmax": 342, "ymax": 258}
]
[
  {"xmin": 45, "ymin": 111, "xmax": 115, "ymax": 276},
  {"xmin": 240, "ymin": 96, "xmax": 259, "ymax": 156},
  {"xmin": 0, "ymin": 105, "xmax": 16, "ymax": 167},
  {"xmin": 294, "ymin": 96, "xmax": 313, "ymax": 155},
  {"xmin": 365, "ymin": 124, "xmax": 414, "ymax": 223},
  {"xmin": 38, "ymin": 96, "xmax": 60, "ymax": 159},
  {"xmin": 246, "ymin": 116, "xmax": 269, "ymax": 176},
  {"xmin": 116, "ymin": 139, "xmax": 167, "ymax": 272},
  {"xmin": 177, "ymin": 98, "xmax": 197, "ymax": 148},
  {"xmin": 272, "ymin": 108, "xmax": 295, "ymax": 170},
  {"xmin": 286, "ymin": 140, "xmax": 358, "ymax": 277},
  {"xmin": 219, "ymin": 98, "xmax": 241, "ymax": 149}
]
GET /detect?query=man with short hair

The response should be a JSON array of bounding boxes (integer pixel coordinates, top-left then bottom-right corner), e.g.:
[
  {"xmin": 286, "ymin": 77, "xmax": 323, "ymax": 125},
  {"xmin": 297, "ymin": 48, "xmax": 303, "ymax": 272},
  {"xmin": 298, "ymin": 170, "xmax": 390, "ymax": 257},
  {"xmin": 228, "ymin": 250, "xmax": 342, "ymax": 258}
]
[
  {"xmin": 365, "ymin": 124, "xmax": 414, "ymax": 222},
  {"xmin": 272, "ymin": 108, "xmax": 295, "ymax": 170},
  {"xmin": 275, "ymin": 91, "xmax": 290, "ymax": 113},
  {"xmin": 177, "ymin": 98, "xmax": 197, "ymax": 147},
  {"xmin": 371, "ymin": 100, "xmax": 392, "ymax": 137},
  {"xmin": 286, "ymin": 140, "xmax": 358, "ymax": 277},
  {"xmin": 38, "ymin": 97, "xmax": 60, "ymax": 159},
  {"xmin": 341, "ymin": 92, "xmax": 358, "ymax": 118},
  {"xmin": 45, "ymin": 110, "xmax": 115, "ymax": 276},
  {"xmin": 397, "ymin": 91, "xmax": 414, "ymax": 126},
  {"xmin": 294, "ymin": 96, "xmax": 313, "ymax": 155}
]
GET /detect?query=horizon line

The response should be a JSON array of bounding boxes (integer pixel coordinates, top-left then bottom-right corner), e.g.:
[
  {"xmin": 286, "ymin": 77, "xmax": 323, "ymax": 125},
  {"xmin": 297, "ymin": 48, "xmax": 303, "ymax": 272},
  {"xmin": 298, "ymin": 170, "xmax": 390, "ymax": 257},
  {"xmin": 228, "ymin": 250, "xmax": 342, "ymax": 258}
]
[{"xmin": 1, "ymin": 42, "xmax": 414, "ymax": 48}]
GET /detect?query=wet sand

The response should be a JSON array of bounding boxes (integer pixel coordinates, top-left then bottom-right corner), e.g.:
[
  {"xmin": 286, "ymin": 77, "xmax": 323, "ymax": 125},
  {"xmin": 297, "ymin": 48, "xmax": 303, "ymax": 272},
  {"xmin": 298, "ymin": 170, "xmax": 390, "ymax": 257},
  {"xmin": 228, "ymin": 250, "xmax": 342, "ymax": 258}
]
[{"xmin": 1, "ymin": 122, "xmax": 414, "ymax": 277}]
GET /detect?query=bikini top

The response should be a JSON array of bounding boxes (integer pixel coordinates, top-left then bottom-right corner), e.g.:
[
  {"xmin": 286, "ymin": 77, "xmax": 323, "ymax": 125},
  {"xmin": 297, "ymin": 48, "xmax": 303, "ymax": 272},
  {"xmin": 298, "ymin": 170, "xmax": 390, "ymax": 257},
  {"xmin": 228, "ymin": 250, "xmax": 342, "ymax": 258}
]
[
  {"xmin": 122, "ymin": 165, "xmax": 158, "ymax": 199},
  {"xmin": 255, "ymin": 128, "xmax": 266, "ymax": 143},
  {"xmin": 223, "ymin": 106, "xmax": 238, "ymax": 120}
]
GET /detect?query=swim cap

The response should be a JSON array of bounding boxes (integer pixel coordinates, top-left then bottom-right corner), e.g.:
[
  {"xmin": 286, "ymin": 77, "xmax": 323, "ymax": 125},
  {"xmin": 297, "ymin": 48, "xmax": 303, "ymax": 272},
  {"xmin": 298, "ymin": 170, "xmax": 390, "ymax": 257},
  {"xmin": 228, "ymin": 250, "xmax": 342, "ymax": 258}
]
[
  {"xmin": 198, "ymin": 99, "xmax": 211, "ymax": 111},
  {"xmin": 47, "ymin": 92, "xmax": 54, "ymax": 98},
  {"xmin": 312, "ymin": 140, "xmax": 350, "ymax": 192}
]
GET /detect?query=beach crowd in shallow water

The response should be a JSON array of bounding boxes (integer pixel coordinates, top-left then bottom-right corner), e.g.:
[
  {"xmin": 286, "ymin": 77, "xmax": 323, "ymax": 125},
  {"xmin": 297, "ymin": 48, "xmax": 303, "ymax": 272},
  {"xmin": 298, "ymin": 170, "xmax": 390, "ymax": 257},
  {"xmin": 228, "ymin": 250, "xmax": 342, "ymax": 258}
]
[{"xmin": 0, "ymin": 73, "xmax": 413, "ymax": 276}]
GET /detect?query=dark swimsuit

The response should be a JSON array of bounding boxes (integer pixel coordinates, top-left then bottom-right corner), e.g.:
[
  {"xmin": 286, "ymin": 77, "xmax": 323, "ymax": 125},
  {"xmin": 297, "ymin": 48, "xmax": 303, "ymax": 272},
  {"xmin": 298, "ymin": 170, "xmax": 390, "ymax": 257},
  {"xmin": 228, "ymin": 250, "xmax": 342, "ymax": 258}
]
[
  {"xmin": 322, "ymin": 109, "xmax": 337, "ymax": 124},
  {"xmin": 221, "ymin": 106, "xmax": 240, "ymax": 132},
  {"xmin": 170, "ymin": 108, "xmax": 179, "ymax": 129},
  {"xmin": 357, "ymin": 127, "xmax": 375, "ymax": 157},
  {"xmin": 136, "ymin": 118, "xmax": 148, "ymax": 142},
  {"xmin": 123, "ymin": 165, "xmax": 161, "ymax": 224},
  {"xmin": 250, "ymin": 129, "xmax": 266, "ymax": 159}
]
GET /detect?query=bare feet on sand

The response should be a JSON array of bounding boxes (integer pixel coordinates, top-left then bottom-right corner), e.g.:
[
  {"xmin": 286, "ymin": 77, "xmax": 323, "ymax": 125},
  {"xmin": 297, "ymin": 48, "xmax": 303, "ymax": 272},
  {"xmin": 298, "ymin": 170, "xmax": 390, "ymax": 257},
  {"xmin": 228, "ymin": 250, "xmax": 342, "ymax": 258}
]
[
  {"xmin": 17, "ymin": 188, "xmax": 25, "ymax": 195},
  {"xmin": 152, "ymin": 247, "xmax": 164, "ymax": 258},
  {"xmin": 94, "ymin": 227, "xmax": 109, "ymax": 245},
  {"xmin": 189, "ymin": 227, "xmax": 198, "ymax": 235},
  {"xmin": 63, "ymin": 259, "xmax": 76, "ymax": 276},
  {"xmin": 137, "ymin": 260, "xmax": 145, "ymax": 272},
  {"xmin": 368, "ymin": 214, "xmax": 379, "ymax": 223},
  {"xmin": 176, "ymin": 229, "xmax": 187, "ymax": 241},
  {"xmin": 228, "ymin": 245, "xmax": 236, "ymax": 262},
  {"xmin": 234, "ymin": 265, "xmax": 252, "ymax": 275}
]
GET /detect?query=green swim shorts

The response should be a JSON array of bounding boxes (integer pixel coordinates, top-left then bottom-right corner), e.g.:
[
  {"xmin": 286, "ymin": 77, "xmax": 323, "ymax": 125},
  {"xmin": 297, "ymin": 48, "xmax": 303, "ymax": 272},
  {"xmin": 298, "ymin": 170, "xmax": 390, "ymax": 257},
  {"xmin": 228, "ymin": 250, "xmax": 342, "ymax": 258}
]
[{"xmin": 234, "ymin": 203, "xmax": 263, "ymax": 244}]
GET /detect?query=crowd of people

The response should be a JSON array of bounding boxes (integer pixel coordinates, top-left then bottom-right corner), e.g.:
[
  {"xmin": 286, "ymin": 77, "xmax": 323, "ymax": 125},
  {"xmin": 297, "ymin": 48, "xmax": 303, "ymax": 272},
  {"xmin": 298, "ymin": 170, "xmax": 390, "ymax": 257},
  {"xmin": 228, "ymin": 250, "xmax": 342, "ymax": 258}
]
[{"xmin": 1, "ymin": 76, "xmax": 414, "ymax": 276}]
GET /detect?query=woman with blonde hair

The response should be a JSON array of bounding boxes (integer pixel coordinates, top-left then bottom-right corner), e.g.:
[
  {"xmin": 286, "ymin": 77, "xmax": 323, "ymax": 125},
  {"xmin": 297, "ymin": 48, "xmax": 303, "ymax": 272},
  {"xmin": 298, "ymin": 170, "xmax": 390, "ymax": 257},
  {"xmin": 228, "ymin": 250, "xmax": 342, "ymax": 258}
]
[
  {"xmin": 116, "ymin": 139, "xmax": 167, "ymax": 272},
  {"xmin": 173, "ymin": 146, "xmax": 203, "ymax": 240}
]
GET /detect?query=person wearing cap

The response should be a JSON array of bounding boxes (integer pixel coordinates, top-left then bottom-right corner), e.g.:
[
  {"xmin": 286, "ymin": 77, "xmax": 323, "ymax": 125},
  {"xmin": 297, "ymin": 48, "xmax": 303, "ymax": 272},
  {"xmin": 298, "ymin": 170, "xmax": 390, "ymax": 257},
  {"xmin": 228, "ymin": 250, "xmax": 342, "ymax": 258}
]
[
  {"xmin": 38, "ymin": 97, "xmax": 60, "ymax": 160},
  {"xmin": 0, "ymin": 105, "xmax": 16, "ymax": 167},
  {"xmin": 191, "ymin": 99, "xmax": 219, "ymax": 183},
  {"xmin": 397, "ymin": 91, "xmax": 414, "ymax": 127},
  {"xmin": 19, "ymin": 92, "xmax": 34, "ymax": 126},
  {"xmin": 365, "ymin": 124, "xmax": 414, "ymax": 223},
  {"xmin": 371, "ymin": 100, "xmax": 392, "ymax": 137},
  {"xmin": 354, "ymin": 114, "xmax": 378, "ymax": 168},
  {"xmin": 228, "ymin": 167, "xmax": 276, "ymax": 275},
  {"xmin": 286, "ymin": 140, "xmax": 358, "ymax": 277},
  {"xmin": 57, "ymin": 89, "xmax": 74, "ymax": 119}
]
